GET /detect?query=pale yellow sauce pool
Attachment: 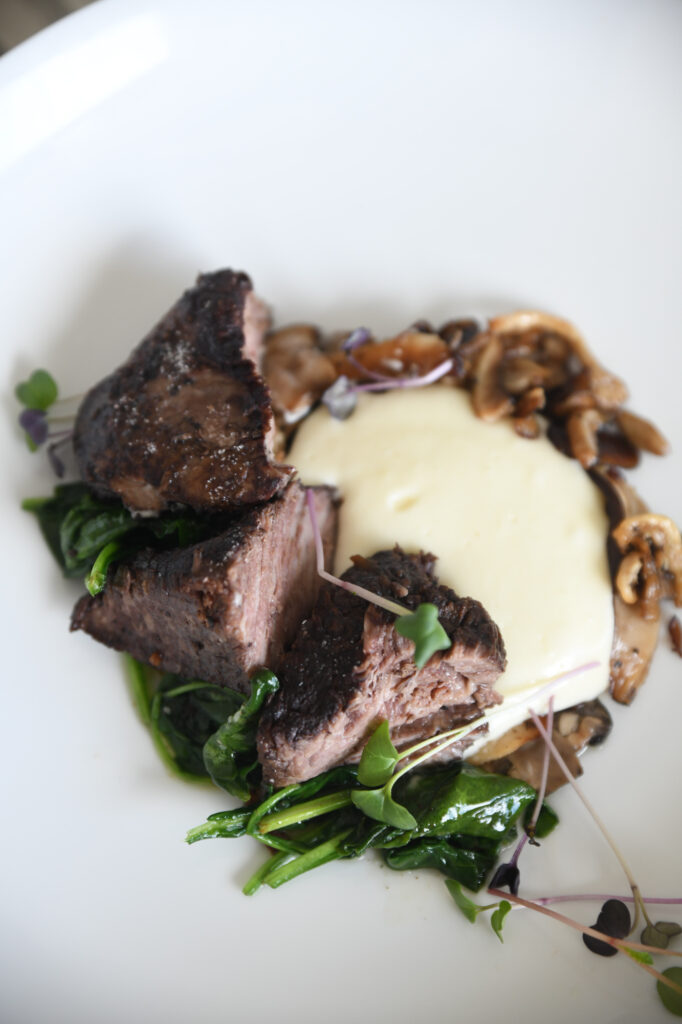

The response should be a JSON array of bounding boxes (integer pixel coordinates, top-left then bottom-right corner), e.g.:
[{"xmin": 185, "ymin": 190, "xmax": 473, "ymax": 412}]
[{"xmin": 288, "ymin": 386, "xmax": 613, "ymax": 746}]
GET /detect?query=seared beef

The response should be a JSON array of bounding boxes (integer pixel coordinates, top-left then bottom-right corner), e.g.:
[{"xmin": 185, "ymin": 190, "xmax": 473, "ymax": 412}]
[
  {"xmin": 257, "ymin": 548, "xmax": 505, "ymax": 786},
  {"xmin": 73, "ymin": 269, "xmax": 290, "ymax": 514},
  {"xmin": 71, "ymin": 483, "xmax": 338, "ymax": 692}
]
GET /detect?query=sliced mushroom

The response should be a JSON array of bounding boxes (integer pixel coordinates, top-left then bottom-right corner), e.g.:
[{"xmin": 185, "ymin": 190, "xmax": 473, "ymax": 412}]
[
  {"xmin": 512, "ymin": 413, "xmax": 541, "ymax": 439},
  {"xmin": 515, "ymin": 386, "xmax": 545, "ymax": 417},
  {"xmin": 555, "ymin": 699, "xmax": 612, "ymax": 750},
  {"xmin": 610, "ymin": 594, "xmax": 661, "ymax": 704},
  {"xmin": 481, "ymin": 731, "xmax": 583, "ymax": 794},
  {"xmin": 263, "ymin": 324, "xmax": 337, "ymax": 424},
  {"xmin": 617, "ymin": 410, "xmax": 670, "ymax": 457},
  {"xmin": 471, "ymin": 334, "xmax": 514, "ymax": 421},
  {"xmin": 331, "ymin": 330, "xmax": 449, "ymax": 380},
  {"xmin": 472, "ymin": 700, "xmax": 612, "ymax": 793},
  {"xmin": 489, "ymin": 311, "xmax": 628, "ymax": 410},
  {"xmin": 566, "ymin": 408, "xmax": 603, "ymax": 468},
  {"xmin": 612, "ymin": 514, "xmax": 682, "ymax": 608}
]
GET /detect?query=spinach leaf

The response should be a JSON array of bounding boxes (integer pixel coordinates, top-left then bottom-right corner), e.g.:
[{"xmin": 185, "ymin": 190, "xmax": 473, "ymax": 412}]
[
  {"xmin": 396, "ymin": 763, "xmax": 536, "ymax": 840},
  {"xmin": 22, "ymin": 483, "xmax": 209, "ymax": 590},
  {"xmin": 154, "ymin": 677, "xmax": 244, "ymax": 777},
  {"xmin": 203, "ymin": 669, "xmax": 280, "ymax": 800},
  {"xmin": 384, "ymin": 834, "xmax": 504, "ymax": 891}
]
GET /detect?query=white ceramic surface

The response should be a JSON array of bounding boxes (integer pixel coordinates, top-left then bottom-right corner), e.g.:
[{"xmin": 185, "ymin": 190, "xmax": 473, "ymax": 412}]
[{"xmin": 1, "ymin": 3, "xmax": 681, "ymax": 1023}]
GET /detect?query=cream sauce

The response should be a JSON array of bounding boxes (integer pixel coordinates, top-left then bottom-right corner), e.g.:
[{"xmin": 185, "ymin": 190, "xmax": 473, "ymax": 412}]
[{"xmin": 288, "ymin": 386, "xmax": 614, "ymax": 747}]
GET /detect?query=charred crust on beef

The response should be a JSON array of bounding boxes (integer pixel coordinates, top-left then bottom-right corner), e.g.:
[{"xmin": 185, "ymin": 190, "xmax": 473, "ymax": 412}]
[
  {"xmin": 257, "ymin": 548, "xmax": 505, "ymax": 787},
  {"xmin": 73, "ymin": 269, "xmax": 291, "ymax": 514},
  {"xmin": 70, "ymin": 482, "xmax": 338, "ymax": 692}
]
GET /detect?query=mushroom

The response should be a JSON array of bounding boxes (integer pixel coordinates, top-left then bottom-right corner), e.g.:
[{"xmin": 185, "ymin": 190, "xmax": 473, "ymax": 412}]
[
  {"xmin": 566, "ymin": 408, "xmax": 603, "ymax": 468},
  {"xmin": 471, "ymin": 700, "xmax": 612, "ymax": 792},
  {"xmin": 612, "ymin": 514, "xmax": 682, "ymax": 611},
  {"xmin": 471, "ymin": 334, "xmax": 514, "ymax": 421},
  {"xmin": 263, "ymin": 325, "xmax": 337, "ymax": 424},
  {"xmin": 610, "ymin": 594, "xmax": 661, "ymax": 704},
  {"xmin": 489, "ymin": 310, "xmax": 628, "ymax": 410},
  {"xmin": 617, "ymin": 410, "xmax": 670, "ymax": 457},
  {"xmin": 331, "ymin": 330, "xmax": 449, "ymax": 380}
]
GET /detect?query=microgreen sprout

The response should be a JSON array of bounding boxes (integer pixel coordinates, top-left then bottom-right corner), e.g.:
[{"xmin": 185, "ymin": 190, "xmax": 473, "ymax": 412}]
[
  {"xmin": 492, "ymin": 697, "xmax": 556, "ymax": 895},
  {"xmin": 487, "ymin": 888, "xmax": 682, "ymax": 1004},
  {"xmin": 15, "ymin": 369, "xmax": 78, "ymax": 475},
  {"xmin": 446, "ymin": 879, "xmax": 511, "ymax": 942},
  {"xmin": 306, "ymin": 488, "xmax": 451, "ymax": 667},
  {"xmin": 528, "ymin": 708, "xmax": 654, "ymax": 935}
]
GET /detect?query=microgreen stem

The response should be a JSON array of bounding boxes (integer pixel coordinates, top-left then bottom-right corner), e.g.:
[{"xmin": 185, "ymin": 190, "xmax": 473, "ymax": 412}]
[
  {"xmin": 510, "ymin": 696, "xmax": 554, "ymax": 868},
  {"xmin": 257, "ymin": 791, "xmax": 353, "ymax": 834},
  {"xmin": 387, "ymin": 722, "xmax": 481, "ymax": 793},
  {"xmin": 306, "ymin": 488, "xmax": 410, "ymax": 617},
  {"xmin": 528, "ymin": 709, "xmax": 652, "ymax": 932},
  {"xmin": 488, "ymin": 889, "xmax": 682, "ymax": 996},
  {"xmin": 353, "ymin": 357, "xmax": 454, "ymax": 392},
  {"xmin": 530, "ymin": 894, "xmax": 682, "ymax": 908}
]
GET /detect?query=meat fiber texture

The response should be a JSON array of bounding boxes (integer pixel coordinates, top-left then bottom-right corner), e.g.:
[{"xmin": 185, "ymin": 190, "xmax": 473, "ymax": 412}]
[
  {"xmin": 257, "ymin": 548, "xmax": 506, "ymax": 786},
  {"xmin": 73, "ymin": 269, "xmax": 290, "ymax": 514},
  {"xmin": 71, "ymin": 482, "xmax": 338, "ymax": 693}
]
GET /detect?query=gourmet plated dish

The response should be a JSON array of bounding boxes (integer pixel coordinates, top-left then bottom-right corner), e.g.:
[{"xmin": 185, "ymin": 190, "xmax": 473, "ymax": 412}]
[{"xmin": 16, "ymin": 270, "xmax": 682, "ymax": 1013}]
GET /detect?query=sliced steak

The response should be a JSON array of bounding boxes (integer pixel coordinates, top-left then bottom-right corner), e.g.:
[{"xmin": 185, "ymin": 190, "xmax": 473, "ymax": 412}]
[
  {"xmin": 257, "ymin": 548, "xmax": 505, "ymax": 787},
  {"xmin": 70, "ymin": 483, "xmax": 338, "ymax": 692},
  {"xmin": 73, "ymin": 269, "xmax": 290, "ymax": 514}
]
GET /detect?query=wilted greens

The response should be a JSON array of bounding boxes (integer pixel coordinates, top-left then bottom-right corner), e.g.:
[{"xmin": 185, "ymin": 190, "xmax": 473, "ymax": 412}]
[{"xmin": 23, "ymin": 483, "xmax": 210, "ymax": 594}]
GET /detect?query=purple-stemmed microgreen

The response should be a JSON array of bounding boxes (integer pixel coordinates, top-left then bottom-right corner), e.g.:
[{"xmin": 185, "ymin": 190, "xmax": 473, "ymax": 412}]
[
  {"xmin": 492, "ymin": 697, "xmax": 556, "ymax": 895},
  {"xmin": 350, "ymin": 663, "xmax": 600, "ymax": 831},
  {"xmin": 487, "ymin": 888, "xmax": 682, "ymax": 1005},
  {"xmin": 306, "ymin": 488, "xmax": 451, "ymax": 667},
  {"xmin": 15, "ymin": 369, "xmax": 77, "ymax": 475},
  {"xmin": 528, "ymin": 707, "xmax": 655, "ymax": 936}
]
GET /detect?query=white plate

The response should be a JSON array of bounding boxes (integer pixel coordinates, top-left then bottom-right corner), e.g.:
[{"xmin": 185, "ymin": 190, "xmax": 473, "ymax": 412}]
[{"xmin": 1, "ymin": 3, "xmax": 681, "ymax": 1023}]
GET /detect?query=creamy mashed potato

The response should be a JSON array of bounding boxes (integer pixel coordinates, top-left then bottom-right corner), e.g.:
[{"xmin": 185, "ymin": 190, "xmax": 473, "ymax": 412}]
[{"xmin": 288, "ymin": 386, "xmax": 614, "ymax": 747}]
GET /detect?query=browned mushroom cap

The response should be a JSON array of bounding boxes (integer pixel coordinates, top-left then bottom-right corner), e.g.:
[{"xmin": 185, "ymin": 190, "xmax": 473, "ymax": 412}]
[
  {"xmin": 610, "ymin": 594, "xmax": 661, "ymax": 704},
  {"xmin": 263, "ymin": 324, "xmax": 337, "ymax": 424},
  {"xmin": 554, "ymin": 699, "xmax": 612, "ymax": 750},
  {"xmin": 489, "ymin": 310, "xmax": 628, "ymax": 410},
  {"xmin": 331, "ymin": 329, "xmax": 450, "ymax": 381},
  {"xmin": 612, "ymin": 514, "xmax": 682, "ymax": 609}
]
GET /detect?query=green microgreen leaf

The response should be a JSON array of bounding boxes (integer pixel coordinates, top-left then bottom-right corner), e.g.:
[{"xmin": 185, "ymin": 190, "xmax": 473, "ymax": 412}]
[
  {"xmin": 658, "ymin": 967, "xmax": 682, "ymax": 1016},
  {"xmin": 642, "ymin": 921, "xmax": 682, "ymax": 950},
  {"xmin": 395, "ymin": 603, "xmax": 451, "ymax": 667},
  {"xmin": 350, "ymin": 787, "xmax": 417, "ymax": 830},
  {"xmin": 623, "ymin": 947, "xmax": 654, "ymax": 965},
  {"xmin": 490, "ymin": 900, "xmax": 512, "ymax": 943},
  {"xmin": 15, "ymin": 369, "xmax": 58, "ymax": 411},
  {"xmin": 357, "ymin": 720, "xmax": 399, "ymax": 787},
  {"xmin": 445, "ymin": 879, "xmax": 499, "ymax": 924}
]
